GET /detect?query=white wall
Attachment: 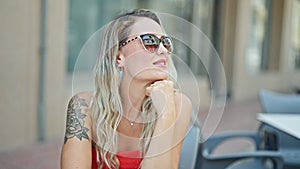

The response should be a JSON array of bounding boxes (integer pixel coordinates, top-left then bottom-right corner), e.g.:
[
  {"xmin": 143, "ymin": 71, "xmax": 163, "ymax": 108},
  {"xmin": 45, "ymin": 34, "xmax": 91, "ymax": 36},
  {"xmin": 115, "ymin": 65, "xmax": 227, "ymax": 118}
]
[
  {"xmin": 231, "ymin": 0, "xmax": 300, "ymax": 101},
  {"xmin": 0, "ymin": 0, "xmax": 67, "ymax": 151}
]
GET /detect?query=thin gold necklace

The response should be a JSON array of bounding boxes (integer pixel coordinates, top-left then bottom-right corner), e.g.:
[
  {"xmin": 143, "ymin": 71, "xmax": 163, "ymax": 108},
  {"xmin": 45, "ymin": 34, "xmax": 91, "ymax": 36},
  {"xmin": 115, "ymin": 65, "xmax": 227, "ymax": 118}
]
[{"xmin": 129, "ymin": 112, "xmax": 141, "ymax": 127}]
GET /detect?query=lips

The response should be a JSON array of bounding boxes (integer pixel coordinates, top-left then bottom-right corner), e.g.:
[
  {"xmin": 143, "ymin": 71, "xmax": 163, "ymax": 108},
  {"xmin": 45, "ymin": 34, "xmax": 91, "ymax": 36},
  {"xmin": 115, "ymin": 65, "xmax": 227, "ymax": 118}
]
[{"xmin": 153, "ymin": 59, "xmax": 166, "ymax": 67}]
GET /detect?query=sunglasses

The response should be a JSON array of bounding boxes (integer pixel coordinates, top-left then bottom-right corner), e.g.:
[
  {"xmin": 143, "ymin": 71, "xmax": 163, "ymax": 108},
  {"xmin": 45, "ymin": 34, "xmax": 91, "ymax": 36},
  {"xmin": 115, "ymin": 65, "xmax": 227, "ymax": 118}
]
[{"xmin": 120, "ymin": 34, "xmax": 174, "ymax": 54}]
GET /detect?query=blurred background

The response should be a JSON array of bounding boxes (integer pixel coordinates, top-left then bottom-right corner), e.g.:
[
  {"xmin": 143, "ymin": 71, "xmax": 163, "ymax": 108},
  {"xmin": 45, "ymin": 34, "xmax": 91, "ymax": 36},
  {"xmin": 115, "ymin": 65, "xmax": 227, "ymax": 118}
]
[{"xmin": 0, "ymin": 0, "xmax": 299, "ymax": 168}]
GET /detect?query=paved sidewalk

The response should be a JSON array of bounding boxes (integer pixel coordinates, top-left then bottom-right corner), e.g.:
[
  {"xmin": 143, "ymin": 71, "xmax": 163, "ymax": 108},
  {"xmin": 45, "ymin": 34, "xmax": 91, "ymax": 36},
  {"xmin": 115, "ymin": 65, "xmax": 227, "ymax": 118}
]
[
  {"xmin": 0, "ymin": 98, "xmax": 262, "ymax": 169},
  {"xmin": 0, "ymin": 138, "xmax": 62, "ymax": 169}
]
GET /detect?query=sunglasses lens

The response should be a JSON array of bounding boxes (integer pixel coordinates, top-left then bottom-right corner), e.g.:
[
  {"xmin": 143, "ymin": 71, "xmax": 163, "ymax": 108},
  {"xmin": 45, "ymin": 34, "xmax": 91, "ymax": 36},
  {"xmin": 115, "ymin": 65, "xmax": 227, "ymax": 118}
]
[
  {"xmin": 144, "ymin": 44, "xmax": 159, "ymax": 53},
  {"xmin": 141, "ymin": 34, "xmax": 159, "ymax": 53},
  {"xmin": 140, "ymin": 34, "xmax": 173, "ymax": 53},
  {"xmin": 162, "ymin": 37, "xmax": 173, "ymax": 53}
]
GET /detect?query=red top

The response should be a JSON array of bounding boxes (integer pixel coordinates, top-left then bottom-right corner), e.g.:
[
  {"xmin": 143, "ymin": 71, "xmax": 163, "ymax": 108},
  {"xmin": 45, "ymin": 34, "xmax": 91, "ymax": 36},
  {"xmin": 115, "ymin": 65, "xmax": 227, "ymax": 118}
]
[{"xmin": 92, "ymin": 147, "xmax": 143, "ymax": 169}]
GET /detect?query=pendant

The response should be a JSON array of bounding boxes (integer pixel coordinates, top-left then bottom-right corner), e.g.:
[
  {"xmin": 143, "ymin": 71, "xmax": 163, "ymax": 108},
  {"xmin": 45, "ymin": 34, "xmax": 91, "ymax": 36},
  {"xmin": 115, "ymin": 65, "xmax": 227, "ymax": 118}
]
[{"xmin": 130, "ymin": 122, "xmax": 134, "ymax": 126}]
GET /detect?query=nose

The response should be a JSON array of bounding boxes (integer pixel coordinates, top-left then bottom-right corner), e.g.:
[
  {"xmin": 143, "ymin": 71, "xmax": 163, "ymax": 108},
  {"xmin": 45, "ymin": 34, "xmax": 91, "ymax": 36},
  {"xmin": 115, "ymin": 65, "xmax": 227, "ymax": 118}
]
[{"xmin": 157, "ymin": 42, "xmax": 169, "ymax": 55}]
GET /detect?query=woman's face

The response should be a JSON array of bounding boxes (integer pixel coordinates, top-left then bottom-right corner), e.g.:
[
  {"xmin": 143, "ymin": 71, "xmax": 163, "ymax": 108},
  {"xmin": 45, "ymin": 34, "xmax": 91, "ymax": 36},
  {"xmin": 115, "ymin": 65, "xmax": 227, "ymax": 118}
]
[{"xmin": 119, "ymin": 17, "xmax": 171, "ymax": 83}]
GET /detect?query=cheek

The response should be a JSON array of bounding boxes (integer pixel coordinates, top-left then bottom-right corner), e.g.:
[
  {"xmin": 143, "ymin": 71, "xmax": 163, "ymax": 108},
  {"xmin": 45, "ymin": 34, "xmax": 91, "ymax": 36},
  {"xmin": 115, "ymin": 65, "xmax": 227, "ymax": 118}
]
[{"xmin": 124, "ymin": 54, "xmax": 152, "ymax": 76}]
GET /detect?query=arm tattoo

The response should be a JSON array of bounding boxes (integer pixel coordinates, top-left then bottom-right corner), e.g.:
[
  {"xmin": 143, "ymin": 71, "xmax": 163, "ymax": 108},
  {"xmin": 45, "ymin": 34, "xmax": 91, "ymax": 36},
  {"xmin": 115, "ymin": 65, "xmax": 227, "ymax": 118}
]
[{"xmin": 64, "ymin": 96, "xmax": 90, "ymax": 143}]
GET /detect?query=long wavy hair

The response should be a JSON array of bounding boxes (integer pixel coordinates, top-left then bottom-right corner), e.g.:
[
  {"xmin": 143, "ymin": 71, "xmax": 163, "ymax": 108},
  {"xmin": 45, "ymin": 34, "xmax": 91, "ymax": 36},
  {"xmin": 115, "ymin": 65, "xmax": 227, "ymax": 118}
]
[{"xmin": 91, "ymin": 9, "xmax": 176, "ymax": 169}]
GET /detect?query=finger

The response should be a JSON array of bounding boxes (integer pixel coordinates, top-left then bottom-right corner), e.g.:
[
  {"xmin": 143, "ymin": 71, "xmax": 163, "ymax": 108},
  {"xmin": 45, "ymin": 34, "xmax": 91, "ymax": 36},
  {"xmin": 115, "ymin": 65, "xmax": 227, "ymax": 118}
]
[
  {"xmin": 153, "ymin": 80, "xmax": 169, "ymax": 85},
  {"xmin": 145, "ymin": 86, "xmax": 152, "ymax": 96},
  {"xmin": 152, "ymin": 80, "xmax": 168, "ymax": 87}
]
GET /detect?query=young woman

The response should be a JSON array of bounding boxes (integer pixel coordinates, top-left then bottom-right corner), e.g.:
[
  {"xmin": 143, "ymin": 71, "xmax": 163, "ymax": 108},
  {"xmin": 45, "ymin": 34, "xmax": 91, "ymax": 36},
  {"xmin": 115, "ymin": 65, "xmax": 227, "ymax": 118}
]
[{"xmin": 61, "ymin": 9, "xmax": 192, "ymax": 169}]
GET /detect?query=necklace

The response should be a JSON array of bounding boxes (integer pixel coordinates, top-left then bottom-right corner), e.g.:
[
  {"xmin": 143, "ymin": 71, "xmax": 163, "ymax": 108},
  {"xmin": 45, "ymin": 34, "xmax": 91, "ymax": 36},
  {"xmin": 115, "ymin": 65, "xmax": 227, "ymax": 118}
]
[
  {"xmin": 128, "ymin": 112, "xmax": 141, "ymax": 127},
  {"xmin": 130, "ymin": 121, "xmax": 135, "ymax": 126}
]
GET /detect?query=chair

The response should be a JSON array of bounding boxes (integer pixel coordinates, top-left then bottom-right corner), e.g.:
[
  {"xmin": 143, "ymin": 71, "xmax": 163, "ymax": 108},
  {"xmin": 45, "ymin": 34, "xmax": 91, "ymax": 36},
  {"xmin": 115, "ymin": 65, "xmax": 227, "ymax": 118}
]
[
  {"xmin": 194, "ymin": 89, "xmax": 299, "ymax": 169},
  {"xmin": 259, "ymin": 89, "xmax": 300, "ymax": 114},
  {"xmin": 196, "ymin": 132, "xmax": 283, "ymax": 169},
  {"xmin": 178, "ymin": 124, "xmax": 201, "ymax": 169},
  {"xmin": 259, "ymin": 89, "xmax": 300, "ymax": 168}
]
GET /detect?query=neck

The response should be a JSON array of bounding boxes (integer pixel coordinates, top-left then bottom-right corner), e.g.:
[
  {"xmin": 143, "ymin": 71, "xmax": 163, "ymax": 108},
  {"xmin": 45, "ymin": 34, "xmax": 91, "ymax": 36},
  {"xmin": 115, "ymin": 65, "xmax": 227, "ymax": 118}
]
[{"xmin": 119, "ymin": 78, "xmax": 150, "ymax": 122}]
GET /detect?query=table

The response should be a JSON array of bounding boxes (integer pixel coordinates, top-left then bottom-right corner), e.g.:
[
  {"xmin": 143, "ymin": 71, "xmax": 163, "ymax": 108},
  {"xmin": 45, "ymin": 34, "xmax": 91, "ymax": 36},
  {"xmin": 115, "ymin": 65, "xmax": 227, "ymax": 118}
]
[
  {"xmin": 257, "ymin": 114, "xmax": 300, "ymax": 140},
  {"xmin": 257, "ymin": 113, "xmax": 300, "ymax": 167}
]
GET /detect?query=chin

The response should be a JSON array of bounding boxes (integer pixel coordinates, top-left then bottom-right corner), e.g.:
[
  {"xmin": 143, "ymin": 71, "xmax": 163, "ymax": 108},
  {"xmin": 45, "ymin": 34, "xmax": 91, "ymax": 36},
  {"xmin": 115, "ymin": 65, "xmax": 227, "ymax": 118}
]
[
  {"xmin": 134, "ymin": 69, "xmax": 169, "ymax": 81},
  {"xmin": 150, "ymin": 71, "xmax": 169, "ymax": 81}
]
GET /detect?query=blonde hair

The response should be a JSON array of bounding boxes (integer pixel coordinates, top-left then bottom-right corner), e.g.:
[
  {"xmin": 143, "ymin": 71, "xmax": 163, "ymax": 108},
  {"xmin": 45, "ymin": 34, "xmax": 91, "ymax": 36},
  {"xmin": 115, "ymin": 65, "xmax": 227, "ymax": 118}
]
[{"xmin": 91, "ymin": 9, "xmax": 175, "ymax": 169}]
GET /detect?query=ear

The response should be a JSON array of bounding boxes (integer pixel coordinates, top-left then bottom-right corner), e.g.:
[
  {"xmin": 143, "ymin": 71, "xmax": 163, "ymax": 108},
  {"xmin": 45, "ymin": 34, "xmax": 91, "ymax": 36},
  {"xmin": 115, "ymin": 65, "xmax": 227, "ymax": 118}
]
[{"xmin": 116, "ymin": 51, "xmax": 125, "ymax": 67}]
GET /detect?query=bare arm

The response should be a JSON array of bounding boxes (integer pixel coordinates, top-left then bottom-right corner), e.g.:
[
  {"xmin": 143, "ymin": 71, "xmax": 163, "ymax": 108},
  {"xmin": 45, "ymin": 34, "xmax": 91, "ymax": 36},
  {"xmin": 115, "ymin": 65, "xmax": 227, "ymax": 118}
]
[
  {"xmin": 142, "ymin": 80, "xmax": 192, "ymax": 169},
  {"xmin": 61, "ymin": 93, "xmax": 93, "ymax": 169}
]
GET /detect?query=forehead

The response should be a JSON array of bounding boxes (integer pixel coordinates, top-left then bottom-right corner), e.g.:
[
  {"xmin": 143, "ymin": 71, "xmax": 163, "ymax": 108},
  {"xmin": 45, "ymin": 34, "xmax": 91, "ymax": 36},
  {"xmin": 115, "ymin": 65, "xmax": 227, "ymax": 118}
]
[{"xmin": 129, "ymin": 17, "xmax": 164, "ymax": 37}]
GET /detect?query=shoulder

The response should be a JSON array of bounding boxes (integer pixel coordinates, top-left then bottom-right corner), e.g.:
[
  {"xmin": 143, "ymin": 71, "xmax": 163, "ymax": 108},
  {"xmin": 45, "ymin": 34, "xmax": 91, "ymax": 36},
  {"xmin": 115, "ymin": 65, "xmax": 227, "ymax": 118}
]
[
  {"xmin": 66, "ymin": 91, "xmax": 95, "ymax": 115},
  {"xmin": 68, "ymin": 91, "xmax": 94, "ymax": 108},
  {"xmin": 66, "ymin": 91, "xmax": 94, "ymax": 129}
]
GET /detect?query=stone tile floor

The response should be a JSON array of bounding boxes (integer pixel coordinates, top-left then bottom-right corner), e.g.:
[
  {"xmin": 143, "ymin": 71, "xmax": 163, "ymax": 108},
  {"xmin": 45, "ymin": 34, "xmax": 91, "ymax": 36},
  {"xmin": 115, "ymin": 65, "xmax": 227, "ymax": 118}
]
[
  {"xmin": 0, "ymin": 139, "xmax": 62, "ymax": 169},
  {"xmin": 0, "ymin": 98, "xmax": 262, "ymax": 169}
]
